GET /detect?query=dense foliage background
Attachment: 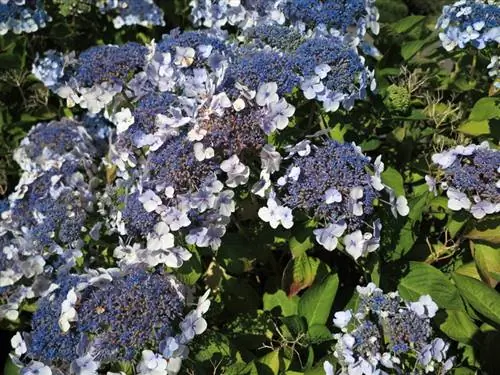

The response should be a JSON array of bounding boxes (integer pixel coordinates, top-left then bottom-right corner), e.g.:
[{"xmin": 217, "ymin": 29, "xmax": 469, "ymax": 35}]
[{"xmin": 0, "ymin": 0, "xmax": 499, "ymax": 374}]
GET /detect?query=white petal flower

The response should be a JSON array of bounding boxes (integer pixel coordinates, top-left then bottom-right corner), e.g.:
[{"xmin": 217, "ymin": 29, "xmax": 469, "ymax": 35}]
[
  {"xmin": 111, "ymin": 108, "xmax": 134, "ymax": 134},
  {"xmin": 395, "ymin": 196, "xmax": 410, "ymax": 216},
  {"xmin": 470, "ymin": 200, "xmax": 496, "ymax": 219},
  {"xmin": 256, "ymin": 82, "xmax": 279, "ymax": 106},
  {"xmin": 174, "ymin": 46, "xmax": 195, "ymax": 67},
  {"xmin": 333, "ymin": 310, "xmax": 352, "ymax": 329},
  {"xmin": 22, "ymin": 361, "xmax": 52, "ymax": 375},
  {"xmin": 71, "ymin": 354, "xmax": 99, "ymax": 375},
  {"xmin": 137, "ymin": 350, "xmax": 168, "ymax": 375},
  {"xmin": 410, "ymin": 295, "xmax": 439, "ymax": 318},
  {"xmin": 432, "ymin": 150, "xmax": 456, "ymax": 168},
  {"xmin": 447, "ymin": 189, "xmax": 471, "ymax": 211},
  {"xmin": 325, "ymin": 188, "xmax": 342, "ymax": 204},
  {"xmin": 344, "ymin": 230, "xmax": 366, "ymax": 260},
  {"xmin": 323, "ymin": 361, "xmax": 334, "ymax": 375},
  {"xmin": 258, "ymin": 198, "xmax": 282, "ymax": 229},
  {"xmin": 11, "ymin": 332, "xmax": 27, "ymax": 357},
  {"xmin": 139, "ymin": 190, "xmax": 163, "ymax": 213},
  {"xmin": 313, "ymin": 221, "xmax": 347, "ymax": 251}
]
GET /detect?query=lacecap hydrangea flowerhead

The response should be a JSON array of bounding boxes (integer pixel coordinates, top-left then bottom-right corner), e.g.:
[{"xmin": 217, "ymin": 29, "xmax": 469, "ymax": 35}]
[
  {"xmin": 190, "ymin": 0, "xmax": 379, "ymax": 39},
  {"xmin": 100, "ymin": 79, "xmax": 295, "ymax": 265},
  {"xmin": 10, "ymin": 266, "xmax": 210, "ymax": 375},
  {"xmin": 256, "ymin": 139, "xmax": 410, "ymax": 260},
  {"xmin": 427, "ymin": 142, "xmax": 500, "ymax": 219},
  {"xmin": 96, "ymin": 0, "xmax": 165, "ymax": 29},
  {"xmin": 436, "ymin": 0, "xmax": 500, "ymax": 52},
  {"xmin": 324, "ymin": 283, "xmax": 454, "ymax": 375},
  {"xmin": 0, "ymin": 0, "xmax": 50, "ymax": 35},
  {"xmin": 0, "ymin": 118, "xmax": 106, "ymax": 321}
]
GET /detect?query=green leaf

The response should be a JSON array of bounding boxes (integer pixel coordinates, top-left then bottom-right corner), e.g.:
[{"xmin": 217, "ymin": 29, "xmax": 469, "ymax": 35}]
[
  {"xmin": 289, "ymin": 232, "xmax": 314, "ymax": 258},
  {"xmin": 263, "ymin": 290, "xmax": 299, "ymax": 317},
  {"xmin": 281, "ymin": 315, "xmax": 308, "ymax": 337},
  {"xmin": 298, "ymin": 274, "xmax": 339, "ymax": 327},
  {"xmin": 289, "ymin": 254, "xmax": 320, "ymax": 296},
  {"xmin": 447, "ymin": 211, "xmax": 469, "ymax": 238},
  {"xmin": 452, "ymin": 368, "xmax": 477, "ymax": 375},
  {"xmin": 465, "ymin": 218, "xmax": 500, "ymax": 244},
  {"xmin": 452, "ymin": 273, "xmax": 500, "ymax": 326},
  {"xmin": 455, "ymin": 262, "xmax": 481, "ymax": 281},
  {"xmin": 398, "ymin": 262, "xmax": 464, "ymax": 310},
  {"xmin": 381, "ymin": 167, "xmax": 405, "ymax": 196},
  {"xmin": 458, "ymin": 120, "xmax": 490, "ymax": 136},
  {"xmin": 391, "ymin": 15, "xmax": 426, "ymax": 33},
  {"xmin": 3, "ymin": 357, "xmax": 20, "ymax": 375},
  {"xmin": 308, "ymin": 324, "xmax": 333, "ymax": 344},
  {"xmin": 440, "ymin": 309, "xmax": 480, "ymax": 345},
  {"xmin": 360, "ymin": 138, "xmax": 382, "ymax": 152},
  {"xmin": 225, "ymin": 361, "xmax": 259, "ymax": 375},
  {"xmin": 474, "ymin": 242, "xmax": 500, "ymax": 287},
  {"xmin": 257, "ymin": 350, "xmax": 281, "ymax": 375},
  {"xmin": 469, "ymin": 97, "xmax": 500, "ymax": 121},
  {"xmin": 401, "ymin": 40, "xmax": 427, "ymax": 61}
]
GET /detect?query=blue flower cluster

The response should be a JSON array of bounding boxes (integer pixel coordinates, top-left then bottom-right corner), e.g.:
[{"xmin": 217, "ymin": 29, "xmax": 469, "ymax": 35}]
[
  {"xmin": 428, "ymin": 142, "xmax": 500, "ymax": 219},
  {"xmin": 0, "ymin": 119, "xmax": 103, "ymax": 322},
  {"xmin": 436, "ymin": 0, "xmax": 500, "ymax": 51},
  {"xmin": 96, "ymin": 0, "xmax": 165, "ymax": 29},
  {"xmin": 257, "ymin": 139, "xmax": 409, "ymax": 260},
  {"xmin": 190, "ymin": 0, "xmax": 379, "ymax": 39},
  {"xmin": 0, "ymin": 0, "xmax": 50, "ymax": 35},
  {"xmin": 294, "ymin": 34, "xmax": 375, "ymax": 111},
  {"xmin": 13, "ymin": 266, "xmax": 210, "ymax": 374},
  {"xmin": 223, "ymin": 47, "xmax": 301, "ymax": 96},
  {"xmin": 0, "ymin": 0, "xmax": 165, "ymax": 35},
  {"xmin": 31, "ymin": 50, "xmax": 65, "ymax": 88},
  {"xmin": 325, "ymin": 283, "xmax": 453, "ymax": 375}
]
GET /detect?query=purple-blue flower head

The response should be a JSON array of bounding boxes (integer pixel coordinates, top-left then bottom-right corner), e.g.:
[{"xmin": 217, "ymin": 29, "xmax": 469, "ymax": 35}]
[
  {"xmin": 74, "ymin": 42, "xmax": 148, "ymax": 87},
  {"xmin": 76, "ymin": 266, "xmax": 185, "ymax": 361},
  {"xmin": 281, "ymin": 140, "xmax": 377, "ymax": 229},
  {"xmin": 294, "ymin": 36, "xmax": 366, "ymax": 95},
  {"xmin": 222, "ymin": 47, "xmax": 301, "ymax": 96},
  {"xmin": 282, "ymin": 0, "xmax": 368, "ymax": 33},
  {"xmin": 144, "ymin": 135, "xmax": 218, "ymax": 194},
  {"xmin": 199, "ymin": 106, "xmax": 267, "ymax": 158}
]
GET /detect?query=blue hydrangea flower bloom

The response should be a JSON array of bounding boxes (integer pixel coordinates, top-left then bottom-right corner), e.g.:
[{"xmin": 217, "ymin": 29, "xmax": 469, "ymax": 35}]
[
  {"xmin": 125, "ymin": 92, "xmax": 178, "ymax": 146},
  {"xmin": 9, "ymin": 163, "xmax": 92, "ymax": 247},
  {"xmin": 97, "ymin": 0, "xmax": 165, "ymax": 29},
  {"xmin": 191, "ymin": 0, "xmax": 379, "ymax": 38},
  {"xmin": 158, "ymin": 29, "xmax": 229, "ymax": 65},
  {"xmin": 121, "ymin": 191, "xmax": 159, "ymax": 237},
  {"xmin": 31, "ymin": 50, "xmax": 65, "ymax": 88},
  {"xmin": 281, "ymin": 140, "xmax": 377, "ymax": 229},
  {"xmin": 282, "ymin": 0, "xmax": 371, "ymax": 34},
  {"xmin": 144, "ymin": 135, "xmax": 218, "ymax": 194},
  {"xmin": 0, "ymin": 0, "xmax": 50, "ymax": 35},
  {"xmin": 293, "ymin": 35, "xmax": 372, "ymax": 110},
  {"xmin": 222, "ymin": 47, "xmax": 301, "ymax": 96},
  {"xmin": 74, "ymin": 42, "xmax": 148, "ymax": 87},
  {"xmin": 76, "ymin": 267, "xmax": 185, "ymax": 361},
  {"xmin": 197, "ymin": 106, "xmax": 267, "ymax": 158},
  {"xmin": 437, "ymin": 0, "xmax": 500, "ymax": 51},
  {"xmin": 27, "ymin": 274, "xmax": 82, "ymax": 363},
  {"xmin": 329, "ymin": 283, "xmax": 453, "ymax": 374},
  {"xmin": 243, "ymin": 24, "xmax": 305, "ymax": 51},
  {"xmin": 430, "ymin": 142, "xmax": 500, "ymax": 219},
  {"xmin": 26, "ymin": 267, "xmax": 186, "ymax": 365}
]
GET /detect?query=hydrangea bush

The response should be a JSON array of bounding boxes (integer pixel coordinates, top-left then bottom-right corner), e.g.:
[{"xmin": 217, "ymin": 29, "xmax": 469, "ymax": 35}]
[{"xmin": 0, "ymin": 1, "xmax": 499, "ymax": 375}]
